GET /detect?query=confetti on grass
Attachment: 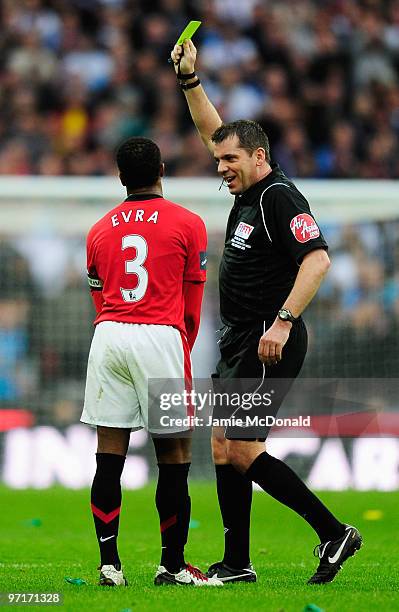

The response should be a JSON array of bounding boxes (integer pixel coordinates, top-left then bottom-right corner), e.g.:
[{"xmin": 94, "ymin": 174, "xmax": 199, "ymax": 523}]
[
  {"xmin": 64, "ymin": 577, "xmax": 87, "ymax": 585},
  {"xmin": 23, "ymin": 519, "xmax": 42, "ymax": 527},
  {"xmin": 363, "ymin": 509, "xmax": 383, "ymax": 521}
]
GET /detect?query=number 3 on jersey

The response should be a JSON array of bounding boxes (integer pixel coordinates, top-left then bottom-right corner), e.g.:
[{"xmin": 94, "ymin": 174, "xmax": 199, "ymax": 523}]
[{"xmin": 120, "ymin": 234, "xmax": 148, "ymax": 302}]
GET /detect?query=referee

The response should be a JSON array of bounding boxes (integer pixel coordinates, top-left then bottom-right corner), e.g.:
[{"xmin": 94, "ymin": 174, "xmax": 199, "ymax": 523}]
[{"xmin": 170, "ymin": 39, "xmax": 362, "ymax": 585}]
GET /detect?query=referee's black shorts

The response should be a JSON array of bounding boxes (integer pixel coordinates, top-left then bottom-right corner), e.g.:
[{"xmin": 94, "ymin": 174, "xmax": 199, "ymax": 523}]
[{"xmin": 212, "ymin": 318, "xmax": 308, "ymax": 440}]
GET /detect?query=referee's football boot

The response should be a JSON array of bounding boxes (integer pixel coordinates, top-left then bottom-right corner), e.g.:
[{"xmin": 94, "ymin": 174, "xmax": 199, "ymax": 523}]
[
  {"xmin": 98, "ymin": 564, "xmax": 128, "ymax": 586},
  {"xmin": 307, "ymin": 524, "xmax": 362, "ymax": 584},
  {"xmin": 154, "ymin": 563, "xmax": 223, "ymax": 586},
  {"xmin": 206, "ymin": 561, "xmax": 257, "ymax": 583}
]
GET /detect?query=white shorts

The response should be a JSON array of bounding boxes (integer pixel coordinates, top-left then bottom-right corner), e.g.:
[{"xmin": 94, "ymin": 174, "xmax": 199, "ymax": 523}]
[{"xmin": 81, "ymin": 321, "xmax": 192, "ymax": 433}]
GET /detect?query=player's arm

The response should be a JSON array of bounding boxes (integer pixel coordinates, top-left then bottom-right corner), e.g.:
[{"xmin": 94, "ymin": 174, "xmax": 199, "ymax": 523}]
[
  {"xmin": 88, "ymin": 280, "xmax": 104, "ymax": 315},
  {"xmin": 281, "ymin": 249, "xmax": 331, "ymax": 318},
  {"xmin": 258, "ymin": 249, "xmax": 330, "ymax": 365},
  {"xmin": 171, "ymin": 39, "xmax": 222, "ymax": 153},
  {"xmin": 183, "ymin": 280, "xmax": 204, "ymax": 351},
  {"xmin": 87, "ymin": 265, "xmax": 104, "ymax": 315},
  {"xmin": 87, "ymin": 231, "xmax": 104, "ymax": 316}
]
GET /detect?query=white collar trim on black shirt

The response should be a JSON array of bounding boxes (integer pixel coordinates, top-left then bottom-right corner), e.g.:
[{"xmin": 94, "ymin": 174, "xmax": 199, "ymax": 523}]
[{"xmin": 259, "ymin": 182, "xmax": 291, "ymax": 243}]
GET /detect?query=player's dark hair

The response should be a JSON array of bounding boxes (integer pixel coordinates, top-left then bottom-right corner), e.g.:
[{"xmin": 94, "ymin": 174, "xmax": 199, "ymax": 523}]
[
  {"xmin": 211, "ymin": 120, "xmax": 270, "ymax": 162},
  {"xmin": 116, "ymin": 137, "xmax": 162, "ymax": 189}
]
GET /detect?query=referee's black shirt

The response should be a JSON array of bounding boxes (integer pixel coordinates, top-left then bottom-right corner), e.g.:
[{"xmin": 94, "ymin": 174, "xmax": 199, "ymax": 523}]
[{"xmin": 219, "ymin": 163, "xmax": 328, "ymax": 327}]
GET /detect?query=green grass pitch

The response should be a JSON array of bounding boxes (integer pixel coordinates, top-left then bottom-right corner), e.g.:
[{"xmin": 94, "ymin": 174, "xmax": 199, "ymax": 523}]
[{"xmin": 0, "ymin": 484, "xmax": 398, "ymax": 612}]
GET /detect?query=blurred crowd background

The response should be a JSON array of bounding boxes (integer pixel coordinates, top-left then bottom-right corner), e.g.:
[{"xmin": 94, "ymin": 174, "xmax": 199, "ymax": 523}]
[
  {"xmin": 1, "ymin": 0, "xmax": 399, "ymax": 427},
  {"xmin": 1, "ymin": 0, "xmax": 399, "ymax": 178}
]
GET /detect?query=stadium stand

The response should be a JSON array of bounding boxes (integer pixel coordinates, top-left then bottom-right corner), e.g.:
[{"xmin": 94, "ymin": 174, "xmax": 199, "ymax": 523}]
[{"xmin": 0, "ymin": 0, "xmax": 398, "ymax": 178}]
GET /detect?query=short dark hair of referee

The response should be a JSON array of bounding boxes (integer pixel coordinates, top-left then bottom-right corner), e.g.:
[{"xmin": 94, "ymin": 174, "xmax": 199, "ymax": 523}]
[{"xmin": 212, "ymin": 119, "xmax": 271, "ymax": 162}]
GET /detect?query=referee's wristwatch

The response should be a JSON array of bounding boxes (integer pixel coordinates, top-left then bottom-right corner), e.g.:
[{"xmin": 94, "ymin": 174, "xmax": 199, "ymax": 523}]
[{"xmin": 278, "ymin": 308, "xmax": 298, "ymax": 323}]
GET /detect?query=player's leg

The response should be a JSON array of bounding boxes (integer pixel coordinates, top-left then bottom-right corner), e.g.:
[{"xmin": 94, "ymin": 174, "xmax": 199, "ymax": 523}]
[
  {"xmin": 128, "ymin": 324, "xmax": 222, "ymax": 586},
  {"xmin": 81, "ymin": 321, "xmax": 144, "ymax": 586},
  {"xmin": 207, "ymin": 327, "xmax": 261, "ymax": 583},
  {"xmin": 231, "ymin": 320, "xmax": 345, "ymax": 541},
  {"xmin": 91, "ymin": 426, "xmax": 130, "ymax": 586},
  {"xmin": 226, "ymin": 320, "xmax": 362, "ymax": 583},
  {"xmin": 227, "ymin": 437, "xmax": 345, "ymax": 543},
  {"xmin": 152, "ymin": 435, "xmax": 222, "ymax": 586},
  {"xmin": 210, "ymin": 427, "xmax": 255, "ymax": 580},
  {"xmin": 227, "ymin": 438, "xmax": 361, "ymax": 583},
  {"xmin": 152, "ymin": 436, "xmax": 192, "ymax": 575},
  {"xmin": 128, "ymin": 324, "xmax": 193, "ymax": 573},
  {"xmin": 228, "ymin": 435, "xmax": 347, "ymax": 538}
]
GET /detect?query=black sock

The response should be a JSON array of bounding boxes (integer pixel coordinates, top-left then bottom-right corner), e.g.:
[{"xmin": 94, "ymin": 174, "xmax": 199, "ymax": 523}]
[
  {"xmin": 215, "ymin": 464, "xmax": 252, "ymax": 568},
  {"xmin": 91, "ymin": 453, "xmax": 125, "ymax": 567},
  {"xmin": 156, "ymin": 463, "xmax": 191, "ymax": 574},
  {"xmin": 246, "ymin": 452, "xmax": 345, "ymax": 542}
]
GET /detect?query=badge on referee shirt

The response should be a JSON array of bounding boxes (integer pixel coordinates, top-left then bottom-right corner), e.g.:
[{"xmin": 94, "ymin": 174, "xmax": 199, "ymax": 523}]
[{"xmin": 290, "ymin": 213, "xmax": 320, "ymax": 243}]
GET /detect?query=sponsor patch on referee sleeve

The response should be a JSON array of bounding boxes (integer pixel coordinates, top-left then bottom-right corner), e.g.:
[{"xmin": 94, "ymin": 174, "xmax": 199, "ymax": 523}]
[
  {"xmin": 200, "ymin": 251, "xmax": 207, "ymax": 270},
  {"xmin": 290, "ymin": 213, "xmax": 320, "ymax": 243}
]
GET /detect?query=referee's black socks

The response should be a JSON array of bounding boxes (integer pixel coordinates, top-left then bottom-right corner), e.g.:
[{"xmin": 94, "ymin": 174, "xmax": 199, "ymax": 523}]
[
  {"xmin": 215, "ymin": 464, "xmax": 252, "ymax": 568},
  {"xmin": 91, "ymin": 452, "xmax": 126, "ymax": 568},
  {"xmin": 156, "ymin": 463, "xmax": 191, "ymax": 574},
  {"xmin": 246, "ymin": 452, "xmax": 345, "ymax": 543}
]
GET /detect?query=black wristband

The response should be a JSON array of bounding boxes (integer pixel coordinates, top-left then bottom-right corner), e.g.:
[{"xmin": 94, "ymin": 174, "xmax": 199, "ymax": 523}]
[
  {"xmin": 180, "ymin": 78, "xmax": 201, "ymax": 90},
  {"xmin": 178, "ymin": 71, "xmax": 196, "ymax": 80},
  {"xmin": 177, "ymin": 61, "xmax": 196, "ymax": 80}
]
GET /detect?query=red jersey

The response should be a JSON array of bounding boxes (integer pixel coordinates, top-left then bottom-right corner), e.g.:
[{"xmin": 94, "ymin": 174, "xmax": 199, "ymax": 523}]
[{"xmin": 87, "ymin": 193, "xmax": 207, "ymax": 334}]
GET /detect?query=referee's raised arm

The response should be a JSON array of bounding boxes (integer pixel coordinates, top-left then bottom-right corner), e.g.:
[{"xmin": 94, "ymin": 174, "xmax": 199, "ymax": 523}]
[{"xmin": 171, "ymin": 39, "xmax": 222, "ymax": 153}]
